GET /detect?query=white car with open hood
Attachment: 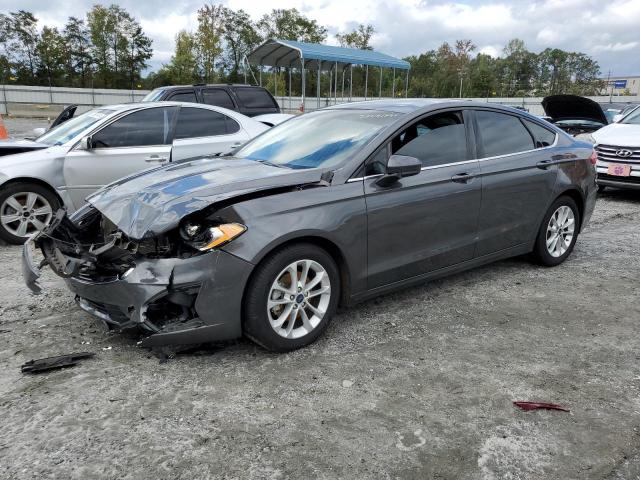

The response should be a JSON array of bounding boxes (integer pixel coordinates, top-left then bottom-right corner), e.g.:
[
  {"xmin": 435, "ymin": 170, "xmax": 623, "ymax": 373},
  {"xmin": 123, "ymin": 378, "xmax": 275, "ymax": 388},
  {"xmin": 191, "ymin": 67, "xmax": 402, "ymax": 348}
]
[
  {"xmin": 0, "ymin": 102, "xmax": 280, "ymax": 244},
  {"xmin": 576, "ymin": 107, "xmax": 640, "ymax": 191}
]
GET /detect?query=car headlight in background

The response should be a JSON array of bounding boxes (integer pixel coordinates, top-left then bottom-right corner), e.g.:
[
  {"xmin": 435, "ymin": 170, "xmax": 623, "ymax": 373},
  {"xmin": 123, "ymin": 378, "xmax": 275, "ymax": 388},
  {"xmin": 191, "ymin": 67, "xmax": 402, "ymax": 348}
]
[
  {"xmin": 575, "ymin": 133, "xmax": 596, "ymax": 144},
  {"xmin": 181, "ymin": 221, "xmax": 246, "ymax": 251}
]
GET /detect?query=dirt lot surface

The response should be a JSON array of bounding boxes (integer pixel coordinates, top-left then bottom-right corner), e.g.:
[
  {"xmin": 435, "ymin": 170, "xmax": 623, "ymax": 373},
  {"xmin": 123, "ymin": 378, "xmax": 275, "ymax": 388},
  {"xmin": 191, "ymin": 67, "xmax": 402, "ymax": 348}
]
[{"xmin": 0, "ymin": 119, "xmax": 639, "ymax": 479}]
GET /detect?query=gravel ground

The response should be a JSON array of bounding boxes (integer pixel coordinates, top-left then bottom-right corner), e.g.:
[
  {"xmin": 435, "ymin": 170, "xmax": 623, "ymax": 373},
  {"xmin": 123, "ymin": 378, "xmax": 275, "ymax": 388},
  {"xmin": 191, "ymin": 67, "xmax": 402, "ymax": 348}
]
[{"xmin": 0, "ymin": 189, "xmax": 638, "ymax": 479}]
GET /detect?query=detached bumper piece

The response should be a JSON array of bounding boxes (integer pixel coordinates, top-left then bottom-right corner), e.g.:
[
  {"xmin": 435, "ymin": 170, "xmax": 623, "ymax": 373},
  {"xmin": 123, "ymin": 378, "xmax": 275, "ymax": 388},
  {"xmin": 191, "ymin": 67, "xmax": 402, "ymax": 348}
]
[{"xmin": 21, "ymin": 352, "xmax": 95, "ymax": 374}]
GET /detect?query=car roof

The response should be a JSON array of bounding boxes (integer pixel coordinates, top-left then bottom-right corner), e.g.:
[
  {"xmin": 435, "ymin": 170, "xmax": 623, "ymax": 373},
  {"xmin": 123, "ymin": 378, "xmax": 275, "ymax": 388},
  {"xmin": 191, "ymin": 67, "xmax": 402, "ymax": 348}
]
[{"xmin": 325, "ymin": 99, "xmax": 544, "ymax": 118}]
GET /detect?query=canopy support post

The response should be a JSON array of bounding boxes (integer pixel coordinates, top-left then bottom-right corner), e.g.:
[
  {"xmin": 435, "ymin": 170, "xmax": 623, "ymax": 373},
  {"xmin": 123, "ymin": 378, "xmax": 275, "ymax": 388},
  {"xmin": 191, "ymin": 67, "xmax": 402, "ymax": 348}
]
[
  {"xmin": 259, "ymin": 66, "xmax": 262, "ymax": 87},
  {"xmin": 301, "ymin": 58, "xmax": 306, "ymax": 112},
  {"xmin": 392, "ymin": 68, "xmax": 396, "ymax": 97},
  {"xmin": 379, "ymin": 67, "xmax": 382, "ymax": 98},
  {"xmin": 365, "ymin": 65, "xmax": 368, "ymax": 101},
  {"xmin": 334, "ymin": 61, "xmax": 338, "ymax": 105},
  {"xmin": 341, "ymin": 66, "xmax": 345, "ymax": 102},
  {"xmin": 317, "ymin": 62, "xmax": 321, "ymax": 109},
  {"xmin": 288, "ymin": 67, "xmax": 292, "ymax": 113},
  {"xmin": 274, "ymin": 67, "xmax": 277, "ymax": 98},
  {"xmin": 405, "ymin": 70, "xmax": 409, "ymax": 98},
  {"xmin": 349, "ymin": 65, "xmax": 353, "ymax": 102}
]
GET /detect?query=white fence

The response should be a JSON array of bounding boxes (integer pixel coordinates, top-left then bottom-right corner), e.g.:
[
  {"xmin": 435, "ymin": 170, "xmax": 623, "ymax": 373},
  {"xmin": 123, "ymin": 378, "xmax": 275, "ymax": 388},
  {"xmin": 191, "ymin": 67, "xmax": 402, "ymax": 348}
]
[{"xmin": 1, "ymin": 84, "xmax": 639, "ymax": 118}]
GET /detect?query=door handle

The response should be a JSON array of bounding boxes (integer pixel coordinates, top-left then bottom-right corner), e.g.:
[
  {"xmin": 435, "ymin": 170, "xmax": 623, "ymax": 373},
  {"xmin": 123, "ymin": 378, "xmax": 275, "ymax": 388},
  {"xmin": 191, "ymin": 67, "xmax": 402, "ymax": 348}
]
[
  {"xmin": 145, "ymin": 155, "xmax": 168, "ymax": 163},
  {"xmin": 451, "ymin": 172, "xmax": 475, "ymax": 183},
  {"xmin": 536, "ymin": 159, "xmax": 556, "ymax": 169}
]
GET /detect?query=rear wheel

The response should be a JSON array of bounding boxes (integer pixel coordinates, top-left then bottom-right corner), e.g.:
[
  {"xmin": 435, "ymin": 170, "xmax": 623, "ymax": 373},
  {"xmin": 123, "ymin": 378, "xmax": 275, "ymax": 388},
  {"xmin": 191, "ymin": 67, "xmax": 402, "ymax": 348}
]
[
  {"xmin": 243, "ymin": 243, "xmax": 340, "ymax": 352},
  {"xmin": 0, "ymin": 182, "xmax": 59, "ymax": 244},
  {"xmin": 532, "ymin": 195, "xmax": 580, "ymax": 267}
]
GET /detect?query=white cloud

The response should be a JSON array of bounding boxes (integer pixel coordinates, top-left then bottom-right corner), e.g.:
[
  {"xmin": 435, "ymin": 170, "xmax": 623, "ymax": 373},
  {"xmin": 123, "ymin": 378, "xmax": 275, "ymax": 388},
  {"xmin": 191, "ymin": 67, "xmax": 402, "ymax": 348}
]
[{"xmin": 10, "ymin": 0, "xmax": 640, "ymax": 75}]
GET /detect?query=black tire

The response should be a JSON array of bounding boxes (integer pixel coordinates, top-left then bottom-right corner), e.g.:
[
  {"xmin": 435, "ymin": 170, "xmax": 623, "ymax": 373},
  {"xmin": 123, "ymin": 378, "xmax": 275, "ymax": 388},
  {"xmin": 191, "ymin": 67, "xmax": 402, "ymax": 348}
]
[
  {"xmin": 0, "ymin": 182, "xmax": 60, "ymax": 245},
  {"xmin": 532, "ymin": 195, "xmax": 580, "ymax": 267},
  {"xmin": 243, "ymin": 243, "xmax": 340, "ymax": 352},
  {"xmin": 597, "ymin": 184, "xmax": 607, "ymax": 194}
]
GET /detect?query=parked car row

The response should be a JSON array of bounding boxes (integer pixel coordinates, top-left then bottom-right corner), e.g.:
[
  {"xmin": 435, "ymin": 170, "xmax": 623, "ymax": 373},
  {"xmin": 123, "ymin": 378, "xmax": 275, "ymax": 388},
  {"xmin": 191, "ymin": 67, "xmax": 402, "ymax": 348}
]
[
  {"xmin": 20, "ymin": 99, "xmax": 597, "ymax": 352},
  {"xmin": 0, "ymin": 100, "xmax": 292, "ymax": 244}
]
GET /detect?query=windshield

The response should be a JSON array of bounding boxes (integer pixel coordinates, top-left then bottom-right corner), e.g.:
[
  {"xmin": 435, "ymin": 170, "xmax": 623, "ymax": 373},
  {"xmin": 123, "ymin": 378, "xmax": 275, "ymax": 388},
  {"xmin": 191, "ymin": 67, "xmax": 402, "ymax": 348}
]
[
  {"xmin": 141, "ymin": 89, "xmax": 165, "ymax": 102},
  {"xmin": 622, "ymin": 108, "xmax": 640, "ymax": 125},
  {"xmin": 235, "ymin": 109, "xmax": 401, "ymax": 169},
  {"xmin": 36, "ymin": 108, "xmax": 114, "ymax": 146}
]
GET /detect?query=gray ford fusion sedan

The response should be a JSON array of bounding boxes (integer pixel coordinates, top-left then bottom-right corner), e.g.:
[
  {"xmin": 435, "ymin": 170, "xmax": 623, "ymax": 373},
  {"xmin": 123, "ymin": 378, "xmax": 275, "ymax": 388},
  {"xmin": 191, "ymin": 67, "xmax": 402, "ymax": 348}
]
[{"xmin": 23, "ymin": 100, "xmax": 597, "ymax": 352}]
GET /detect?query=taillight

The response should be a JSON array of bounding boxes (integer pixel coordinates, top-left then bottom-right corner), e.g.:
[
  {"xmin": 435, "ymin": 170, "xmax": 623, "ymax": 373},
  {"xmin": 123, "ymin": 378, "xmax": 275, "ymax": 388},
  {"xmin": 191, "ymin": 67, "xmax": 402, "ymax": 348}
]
[{"xmin": 589, "ymin": 150, "xmax": 597, "ymax": 165}]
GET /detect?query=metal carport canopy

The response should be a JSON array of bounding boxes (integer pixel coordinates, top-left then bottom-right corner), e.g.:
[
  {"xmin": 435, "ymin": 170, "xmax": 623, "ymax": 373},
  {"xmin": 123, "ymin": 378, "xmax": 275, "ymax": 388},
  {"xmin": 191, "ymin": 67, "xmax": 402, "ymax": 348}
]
[{"xmin": 246, "ymin": 39, "xmax": 410, "ymax": 70}]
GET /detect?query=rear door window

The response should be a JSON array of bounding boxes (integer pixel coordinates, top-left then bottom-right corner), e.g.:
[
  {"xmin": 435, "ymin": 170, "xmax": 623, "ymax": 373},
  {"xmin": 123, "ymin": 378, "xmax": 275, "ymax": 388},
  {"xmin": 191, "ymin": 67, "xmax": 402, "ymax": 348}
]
[
  {"xmin": 173, "ymin": 107, "xmax": 239, "ymax": 139},
  {"xmin": 91, "ymin": 107, "xmax": 176, "ymax": 148},
  {"xmin": 393, "ymin": 110, "xmax": 469, "ymax": 167},
  {"xmin": 475, "ymin": 110, "xmax": 534, "ymax": 157},
  {"xmin": 202, "ymin": 89, "xmax": 236, "ymax": 110},
  {"xmin": 523, "ymin": 119, "xmax": 557, "ymax": 148},
  {"xmin": 167, "ymin": 90, "xmax": 197, "ymax": 103},
  {"xmin": 234, "ymin": 87, "xmax": 277, "ymax": 109}
]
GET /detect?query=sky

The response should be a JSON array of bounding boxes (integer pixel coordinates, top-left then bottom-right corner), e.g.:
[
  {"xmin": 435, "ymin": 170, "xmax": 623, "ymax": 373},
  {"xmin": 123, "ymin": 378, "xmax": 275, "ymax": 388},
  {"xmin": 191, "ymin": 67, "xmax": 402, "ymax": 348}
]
[{"xmin": 6, "ymin": 0, "xmax": 640, "ymax": 77}]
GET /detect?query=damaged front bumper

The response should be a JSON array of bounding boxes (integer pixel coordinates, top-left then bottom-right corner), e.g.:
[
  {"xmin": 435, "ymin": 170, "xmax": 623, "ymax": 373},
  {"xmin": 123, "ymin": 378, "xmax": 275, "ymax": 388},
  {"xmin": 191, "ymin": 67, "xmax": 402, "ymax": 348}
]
[{"xmin": 22, "ymin": 214, "xmax": 253, "ymax": 347}]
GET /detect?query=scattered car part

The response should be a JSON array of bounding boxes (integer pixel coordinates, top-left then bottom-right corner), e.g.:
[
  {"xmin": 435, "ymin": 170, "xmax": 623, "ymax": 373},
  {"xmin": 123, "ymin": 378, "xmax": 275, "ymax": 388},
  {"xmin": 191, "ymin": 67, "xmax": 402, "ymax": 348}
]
[
  {"xmin": 513, "ymin": 401, "xmax": 570, "ymax": 412},
  {"xmin": 21, "ymin": 351, "xmax": 95, "ymax": 374}
]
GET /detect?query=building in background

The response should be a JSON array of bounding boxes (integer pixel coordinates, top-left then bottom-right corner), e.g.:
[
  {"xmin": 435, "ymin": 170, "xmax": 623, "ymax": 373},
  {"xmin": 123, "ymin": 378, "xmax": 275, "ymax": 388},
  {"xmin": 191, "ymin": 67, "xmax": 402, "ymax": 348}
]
[{"xmin": 600, "ymin": 75, "xmax": 640, "ymax": 96}]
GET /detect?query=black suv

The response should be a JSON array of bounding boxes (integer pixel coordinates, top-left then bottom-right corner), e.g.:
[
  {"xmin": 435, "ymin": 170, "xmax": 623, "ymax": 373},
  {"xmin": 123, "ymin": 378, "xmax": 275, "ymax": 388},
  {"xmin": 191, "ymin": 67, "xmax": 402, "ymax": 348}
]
[{"xmin": 142, "ymin": 84, "xmax": 281, "ymax": 117}]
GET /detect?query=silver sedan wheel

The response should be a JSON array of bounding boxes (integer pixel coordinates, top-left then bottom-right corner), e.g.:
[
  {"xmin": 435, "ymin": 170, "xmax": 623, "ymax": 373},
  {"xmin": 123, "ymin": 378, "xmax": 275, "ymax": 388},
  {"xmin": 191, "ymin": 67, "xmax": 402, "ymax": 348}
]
[
  {"xmin": 0, "ymin": 192, "xmax": 53, "ymax": 238},
  {"xmin": 267, "ymin": 259, "xmax": 332, "ymax": 339},
  {"xmin": 546, "ymin": 205, "xmax": 575, "ymax": 258}
]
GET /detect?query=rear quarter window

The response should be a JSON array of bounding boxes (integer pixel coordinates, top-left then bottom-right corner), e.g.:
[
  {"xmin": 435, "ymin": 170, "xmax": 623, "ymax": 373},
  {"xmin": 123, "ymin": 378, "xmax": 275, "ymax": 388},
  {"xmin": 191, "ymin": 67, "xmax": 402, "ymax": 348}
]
[
  {"xmin": 523, "ymin": 119, "xmax": 557, "ymax": 148},
  {"xmin": 234, "ymin": 87, "xmax": 277, "ymax": 109},
  {"xmin": 476, "ymin": 110, "xmax": 534, "ymax": 157}
]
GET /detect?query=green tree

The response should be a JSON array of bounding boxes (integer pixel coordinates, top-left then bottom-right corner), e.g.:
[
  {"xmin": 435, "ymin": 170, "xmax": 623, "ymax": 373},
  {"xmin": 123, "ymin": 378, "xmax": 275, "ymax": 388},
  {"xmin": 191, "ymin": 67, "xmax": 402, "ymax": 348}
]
[
  {"xmin": 63, "ymin": 17, "xmax": 92, "ymax": 87},
  {"xmin": 36, "ymin": 26, "xmax": 66, "ymax": 86},
  {"xmin": 161, "ymin": 30, "xmax": 199, "ymax": 84},
  {"xmin": 335, "ymin": 24, "xmax": 375, "ymax": 50},
  {"xmin": 257, "ymin": 8, "xmax": 327, "ymax": 43},
  {"xmin": 222, "ymin": 8, "xmax": 260, "ymax": 82},
  {"xmin": 1, "ymin": 11, "xmax": 40, "ymax": 82},
  {"xmin": 196, "ymin": 4, "xmax": 225, "ymax": 83}
]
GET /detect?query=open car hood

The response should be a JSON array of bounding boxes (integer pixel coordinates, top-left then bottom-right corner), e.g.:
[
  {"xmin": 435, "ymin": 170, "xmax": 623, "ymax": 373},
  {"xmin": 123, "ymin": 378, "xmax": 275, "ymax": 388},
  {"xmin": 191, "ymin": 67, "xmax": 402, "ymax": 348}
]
[
  {"xmin": 86, "ymin": 157, "xmax": 326, "ymax": 240},
  {"xmin": 542, "ymin": 95, "xmax": 608, "ymax": 125}
]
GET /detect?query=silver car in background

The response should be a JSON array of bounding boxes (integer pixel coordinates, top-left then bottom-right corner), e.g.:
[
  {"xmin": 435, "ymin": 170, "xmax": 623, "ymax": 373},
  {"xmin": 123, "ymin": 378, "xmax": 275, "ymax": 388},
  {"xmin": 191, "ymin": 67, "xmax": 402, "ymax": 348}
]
[{"xmin": 0, "ymin": 102, "xmax": 276, "ymax": 244}]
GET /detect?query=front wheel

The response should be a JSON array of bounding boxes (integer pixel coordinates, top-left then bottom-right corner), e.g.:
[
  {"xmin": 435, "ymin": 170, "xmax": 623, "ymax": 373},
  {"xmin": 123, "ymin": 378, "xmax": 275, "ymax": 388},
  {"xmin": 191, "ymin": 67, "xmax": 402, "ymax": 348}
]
[
  {"xmin": 0, "ymin": 182, "xmax": 60, "ymax": 244},
  {"xmin": 243, "ymin": 243, "xmax": 340, "ymax": 352},
  {"xmin": 532, "ymin": 195, "xmax": 580, "ymax": 267}
]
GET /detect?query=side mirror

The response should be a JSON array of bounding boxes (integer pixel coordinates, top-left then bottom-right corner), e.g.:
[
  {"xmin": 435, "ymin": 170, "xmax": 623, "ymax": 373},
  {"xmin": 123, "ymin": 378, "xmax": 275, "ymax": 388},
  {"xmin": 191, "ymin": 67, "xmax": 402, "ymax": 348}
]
[
  {"xmin": 32, "ymin": 127, "xmax": 46, "ymax": 137},
  {"xmin": 612, "ymin": 114, "xmax": 624, "ymax": 123},
  {"xmin": 376, "ymin": 155, "xmax": 422, "ymax": 187},
  {"xmin": 386, "ymin": 154, "xmax": 422, "ymax": 177},
  {"xmin": 77, "ymin": 135, "xmax": 93, "ymax": 151}
]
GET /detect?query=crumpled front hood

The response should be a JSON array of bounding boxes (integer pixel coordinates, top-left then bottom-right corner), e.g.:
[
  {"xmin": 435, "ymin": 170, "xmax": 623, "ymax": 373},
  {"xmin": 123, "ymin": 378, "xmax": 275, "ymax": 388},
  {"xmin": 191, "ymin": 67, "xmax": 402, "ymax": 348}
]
[
  {"xmin": 542, "ymin": 95, "xmax": 608, "ymax": 125},
  {"xmin": 87, "ymin": 157, "xmax": 325, "ymax": 240}
]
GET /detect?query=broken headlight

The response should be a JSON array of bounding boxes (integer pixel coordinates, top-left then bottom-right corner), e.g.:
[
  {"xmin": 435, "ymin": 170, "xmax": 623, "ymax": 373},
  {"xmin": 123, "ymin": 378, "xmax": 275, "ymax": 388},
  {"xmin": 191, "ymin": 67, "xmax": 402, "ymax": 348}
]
[{"xmin": 180, "ymin": 221, "xmax": 246, "ymax": 251}]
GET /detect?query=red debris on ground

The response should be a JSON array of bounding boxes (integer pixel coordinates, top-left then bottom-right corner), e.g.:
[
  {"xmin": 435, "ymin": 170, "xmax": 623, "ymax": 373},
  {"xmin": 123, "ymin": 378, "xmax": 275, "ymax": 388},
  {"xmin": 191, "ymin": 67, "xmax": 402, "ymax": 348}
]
[{"xmin": 513, "ymin": 401, "xmax": 570, "ymax": 412}]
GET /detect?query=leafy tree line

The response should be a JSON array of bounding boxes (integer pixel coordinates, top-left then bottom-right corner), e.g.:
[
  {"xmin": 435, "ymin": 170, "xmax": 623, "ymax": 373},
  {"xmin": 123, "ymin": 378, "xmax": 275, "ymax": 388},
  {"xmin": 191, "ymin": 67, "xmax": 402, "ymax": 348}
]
[
  {"xmin": 0, "ymin": 4, "xmax": 604, "ymax": 98},
  {"xmin": 0, "ymin": 6, "xmax": 151, "ymax": 89}
]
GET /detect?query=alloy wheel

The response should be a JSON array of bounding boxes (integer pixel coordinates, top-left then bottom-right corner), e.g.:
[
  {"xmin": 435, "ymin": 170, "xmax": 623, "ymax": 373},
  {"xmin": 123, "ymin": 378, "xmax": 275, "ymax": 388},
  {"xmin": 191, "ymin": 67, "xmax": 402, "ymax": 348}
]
[
  {"xmin": 267, "ymin": 259, "xmax": 332, "ymax": 339},
  {"xmin": 545, "ymin": 205, "xmax": 575, "ymax": 258},
  {"xmin": 0, "ymin": 192, "xmax": 53, "ymax": 238}
]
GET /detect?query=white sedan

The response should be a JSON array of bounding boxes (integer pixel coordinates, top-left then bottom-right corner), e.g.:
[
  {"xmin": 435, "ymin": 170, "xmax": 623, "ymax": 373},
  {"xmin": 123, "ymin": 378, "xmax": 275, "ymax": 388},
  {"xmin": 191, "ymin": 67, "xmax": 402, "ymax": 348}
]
[{"xmin": 0, "ymin": 102, "xmax": 289, "ymax": 244}]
